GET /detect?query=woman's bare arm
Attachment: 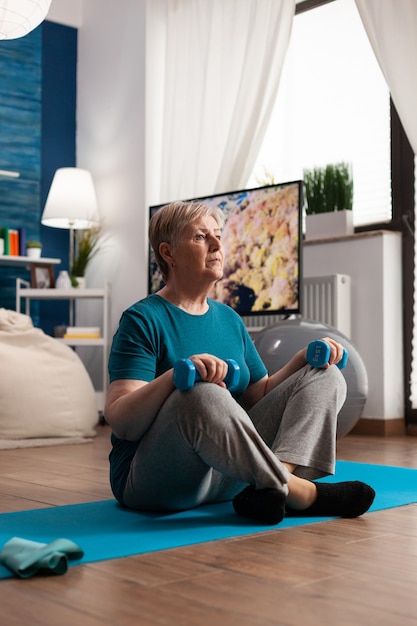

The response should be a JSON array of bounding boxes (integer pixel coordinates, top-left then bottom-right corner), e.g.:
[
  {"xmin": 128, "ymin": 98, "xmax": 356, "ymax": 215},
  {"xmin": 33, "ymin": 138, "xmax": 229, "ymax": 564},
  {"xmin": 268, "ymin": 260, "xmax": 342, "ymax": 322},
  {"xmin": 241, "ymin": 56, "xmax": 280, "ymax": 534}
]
[
  {"xmin": 104, "ymin": 370, "xmax": 175, "ymax": 440},
  {"xmin": 104, "ymin": 352, "xmax": 227, "ymax": 441}
]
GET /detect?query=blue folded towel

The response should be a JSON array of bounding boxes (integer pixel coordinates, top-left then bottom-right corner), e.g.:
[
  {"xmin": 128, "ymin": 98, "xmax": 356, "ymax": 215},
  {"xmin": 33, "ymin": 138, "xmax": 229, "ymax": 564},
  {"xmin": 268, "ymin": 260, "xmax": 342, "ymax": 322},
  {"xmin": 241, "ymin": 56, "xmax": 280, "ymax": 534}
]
[{"xmin": 0, "ymin": 537, "xmax": 84, "ymax": 578}]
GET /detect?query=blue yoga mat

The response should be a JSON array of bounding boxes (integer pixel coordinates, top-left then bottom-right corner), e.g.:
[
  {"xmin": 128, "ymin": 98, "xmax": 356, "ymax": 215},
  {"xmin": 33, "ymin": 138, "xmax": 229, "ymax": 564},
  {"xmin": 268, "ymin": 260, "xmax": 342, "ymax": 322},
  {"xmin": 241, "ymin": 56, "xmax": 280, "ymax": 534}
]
[{"xmin": 1, "ymin": 460, "xmax": 417, "ymax": 579}]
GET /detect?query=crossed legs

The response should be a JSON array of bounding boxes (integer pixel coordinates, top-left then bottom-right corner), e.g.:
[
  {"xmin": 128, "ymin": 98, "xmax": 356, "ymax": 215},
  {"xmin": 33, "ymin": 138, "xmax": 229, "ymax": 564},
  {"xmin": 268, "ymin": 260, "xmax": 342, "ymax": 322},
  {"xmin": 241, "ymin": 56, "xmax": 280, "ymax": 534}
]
[{"xmin": 123, "ymin": 365, "xmax": 375, "ymax": 523}]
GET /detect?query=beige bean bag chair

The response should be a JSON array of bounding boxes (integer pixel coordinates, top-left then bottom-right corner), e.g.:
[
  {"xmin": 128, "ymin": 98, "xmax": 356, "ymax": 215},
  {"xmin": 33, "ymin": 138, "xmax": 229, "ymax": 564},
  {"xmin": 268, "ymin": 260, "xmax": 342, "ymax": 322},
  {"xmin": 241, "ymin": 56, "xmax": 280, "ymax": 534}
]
[{"xmin": 0, "ymin": 308, "xmax": 97, "ymax": 439}]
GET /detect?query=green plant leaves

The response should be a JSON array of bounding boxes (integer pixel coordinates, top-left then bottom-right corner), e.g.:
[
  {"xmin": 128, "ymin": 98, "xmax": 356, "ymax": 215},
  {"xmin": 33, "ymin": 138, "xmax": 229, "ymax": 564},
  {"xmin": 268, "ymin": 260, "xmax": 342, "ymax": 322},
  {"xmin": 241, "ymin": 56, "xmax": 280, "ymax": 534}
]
[{"xmin": 303, "ymin": 162, "xmax": 353, "ymax": 215}]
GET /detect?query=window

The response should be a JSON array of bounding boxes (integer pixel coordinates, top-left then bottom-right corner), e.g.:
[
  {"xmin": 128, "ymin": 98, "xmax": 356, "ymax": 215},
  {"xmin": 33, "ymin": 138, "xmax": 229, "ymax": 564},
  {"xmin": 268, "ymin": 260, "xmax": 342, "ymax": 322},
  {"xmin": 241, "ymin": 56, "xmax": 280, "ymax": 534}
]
[
  {"xmin": 248, "ymin": 0, "xmax": 391, "ymax": 227},
  {"xmin": 250, "ymin": 0, "xmax": 417, "ymax": 428}
]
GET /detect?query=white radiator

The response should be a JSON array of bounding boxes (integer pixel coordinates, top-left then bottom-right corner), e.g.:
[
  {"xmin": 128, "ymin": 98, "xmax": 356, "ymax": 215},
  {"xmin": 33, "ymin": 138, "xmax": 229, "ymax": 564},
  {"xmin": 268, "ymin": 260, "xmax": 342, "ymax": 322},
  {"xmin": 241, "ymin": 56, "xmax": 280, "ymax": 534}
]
[
  {"xmin": 303, "ymin": 274, "xmax": 351, "ymax": 337},
  {"xmin": 243, "ymin": 274, "xmax": 351, "ymax": 337}
]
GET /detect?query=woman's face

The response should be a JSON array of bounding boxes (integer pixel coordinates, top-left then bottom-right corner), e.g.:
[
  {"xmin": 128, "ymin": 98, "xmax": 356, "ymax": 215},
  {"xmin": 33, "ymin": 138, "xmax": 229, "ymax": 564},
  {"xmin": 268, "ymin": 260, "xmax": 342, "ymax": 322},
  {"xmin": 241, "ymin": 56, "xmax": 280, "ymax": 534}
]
[{"xmin": 169, "ymin": 215, "xmax": 224, "ymax": 284}]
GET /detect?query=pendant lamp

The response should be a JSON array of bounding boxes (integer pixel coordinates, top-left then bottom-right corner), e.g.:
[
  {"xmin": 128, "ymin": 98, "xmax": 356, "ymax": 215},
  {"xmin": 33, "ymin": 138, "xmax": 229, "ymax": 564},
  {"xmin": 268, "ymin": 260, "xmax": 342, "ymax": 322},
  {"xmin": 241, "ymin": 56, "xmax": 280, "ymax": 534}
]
[{"xmin": 0, "ymin": 0, "xmax": 52, "ymax": 40}]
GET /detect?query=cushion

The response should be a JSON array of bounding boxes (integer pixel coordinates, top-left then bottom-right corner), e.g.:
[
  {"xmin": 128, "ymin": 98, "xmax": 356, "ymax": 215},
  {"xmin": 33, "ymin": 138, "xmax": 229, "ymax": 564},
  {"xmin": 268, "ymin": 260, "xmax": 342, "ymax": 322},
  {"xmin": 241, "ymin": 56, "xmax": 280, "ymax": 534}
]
[{"xmin": 0, "ymin": 308, "xmax": 98, "ymax": 439}]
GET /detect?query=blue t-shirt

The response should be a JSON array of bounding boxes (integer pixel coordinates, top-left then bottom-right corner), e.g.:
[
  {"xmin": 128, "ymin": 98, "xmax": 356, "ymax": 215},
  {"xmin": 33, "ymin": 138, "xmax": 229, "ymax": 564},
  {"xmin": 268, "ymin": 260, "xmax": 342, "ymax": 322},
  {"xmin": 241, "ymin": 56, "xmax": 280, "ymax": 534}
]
[{"xmin": 108, "ymin": 294, "xmax": 267, "ymax": 502}]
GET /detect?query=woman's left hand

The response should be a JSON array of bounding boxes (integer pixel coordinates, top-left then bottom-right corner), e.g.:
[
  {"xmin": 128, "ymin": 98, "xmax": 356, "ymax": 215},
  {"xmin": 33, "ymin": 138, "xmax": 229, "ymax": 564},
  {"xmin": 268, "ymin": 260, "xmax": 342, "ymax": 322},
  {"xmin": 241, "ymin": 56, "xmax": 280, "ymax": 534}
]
[{"xmin": 304, "ymin": 337, "xmax": 345, "ymax": 369}]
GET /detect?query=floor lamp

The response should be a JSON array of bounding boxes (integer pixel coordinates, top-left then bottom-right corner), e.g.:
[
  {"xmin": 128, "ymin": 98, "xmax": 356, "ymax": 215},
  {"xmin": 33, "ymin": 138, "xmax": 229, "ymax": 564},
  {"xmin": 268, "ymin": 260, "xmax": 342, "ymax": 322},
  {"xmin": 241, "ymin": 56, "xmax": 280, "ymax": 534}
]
[{"xmin": 41, "ymin": 167, "xmax": 99, "ymax": 324}]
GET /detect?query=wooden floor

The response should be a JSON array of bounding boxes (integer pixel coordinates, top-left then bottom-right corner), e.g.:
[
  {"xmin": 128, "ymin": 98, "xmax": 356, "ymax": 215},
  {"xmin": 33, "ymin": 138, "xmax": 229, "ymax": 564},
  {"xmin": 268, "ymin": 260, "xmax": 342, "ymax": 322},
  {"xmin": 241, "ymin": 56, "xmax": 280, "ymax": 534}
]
[{"xmin": 1, "ymin": 425, "xmax": 417, "ymax": 625}]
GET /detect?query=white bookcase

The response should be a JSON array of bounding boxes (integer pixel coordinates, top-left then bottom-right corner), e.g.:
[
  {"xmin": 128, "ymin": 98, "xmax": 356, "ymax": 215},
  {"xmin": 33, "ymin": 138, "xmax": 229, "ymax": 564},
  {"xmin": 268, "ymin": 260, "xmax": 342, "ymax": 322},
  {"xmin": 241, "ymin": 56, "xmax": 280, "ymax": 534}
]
[{"xmin": 16, "ymin": 278, "xmax": 111, "ymax": 413}]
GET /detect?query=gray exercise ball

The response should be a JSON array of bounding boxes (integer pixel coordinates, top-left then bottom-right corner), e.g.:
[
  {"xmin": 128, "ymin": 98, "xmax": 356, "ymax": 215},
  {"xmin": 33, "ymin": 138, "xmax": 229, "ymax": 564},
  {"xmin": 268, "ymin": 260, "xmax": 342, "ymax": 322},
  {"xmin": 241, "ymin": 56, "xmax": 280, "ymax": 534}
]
[{"xmin": 254, "ymin": 318, "xmax": 368, "ymax": 437}]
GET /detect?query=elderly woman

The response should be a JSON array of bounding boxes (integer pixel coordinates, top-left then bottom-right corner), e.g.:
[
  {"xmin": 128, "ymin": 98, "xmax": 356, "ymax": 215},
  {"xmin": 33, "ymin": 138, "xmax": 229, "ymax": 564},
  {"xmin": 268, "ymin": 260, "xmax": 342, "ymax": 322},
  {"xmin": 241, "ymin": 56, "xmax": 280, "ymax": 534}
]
[{"xmin": 105, "ymin": 201, "xmax": 374, "ymax": 524}]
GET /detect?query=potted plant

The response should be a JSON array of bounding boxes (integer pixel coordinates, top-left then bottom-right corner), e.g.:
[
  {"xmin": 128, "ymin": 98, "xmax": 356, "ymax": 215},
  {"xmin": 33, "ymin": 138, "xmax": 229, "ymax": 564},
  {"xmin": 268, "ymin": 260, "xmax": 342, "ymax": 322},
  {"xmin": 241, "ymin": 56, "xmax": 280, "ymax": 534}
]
[
  {"xmin": 303, "ymin": 162, "xmax": 354, "ymax": 240},
  {"xmin": 71, "ymin": 225, "xmax": 102, "ymax": 288},
  {"xmin": 26, "ymin": 240, "xmax": 42, "ymax": 258}
]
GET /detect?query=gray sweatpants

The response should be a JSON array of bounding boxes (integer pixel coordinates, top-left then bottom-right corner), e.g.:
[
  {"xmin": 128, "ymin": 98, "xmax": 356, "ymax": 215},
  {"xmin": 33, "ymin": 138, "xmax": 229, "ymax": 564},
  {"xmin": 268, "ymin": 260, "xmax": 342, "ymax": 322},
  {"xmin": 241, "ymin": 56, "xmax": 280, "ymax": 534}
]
[{"xmin": 123, "ymin": 364, "xmax": 347, "ymax": 512}]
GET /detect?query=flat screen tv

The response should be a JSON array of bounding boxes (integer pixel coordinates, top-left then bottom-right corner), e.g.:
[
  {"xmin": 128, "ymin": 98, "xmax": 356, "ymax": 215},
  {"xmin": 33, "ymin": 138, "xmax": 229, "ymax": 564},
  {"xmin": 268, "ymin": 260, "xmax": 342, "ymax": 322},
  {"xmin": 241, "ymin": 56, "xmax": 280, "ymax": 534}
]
[{"xmin": 148, "ymin": 180, "xmax": 303, "ymax": 318}]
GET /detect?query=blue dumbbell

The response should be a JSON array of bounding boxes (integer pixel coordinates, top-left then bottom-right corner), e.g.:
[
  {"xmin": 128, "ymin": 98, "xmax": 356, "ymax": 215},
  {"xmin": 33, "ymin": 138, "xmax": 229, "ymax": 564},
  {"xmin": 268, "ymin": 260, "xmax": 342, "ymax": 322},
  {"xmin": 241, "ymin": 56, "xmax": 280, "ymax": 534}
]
[
  {"xmin": 306, "ymin": 340, "xmax": 349, "ymax": 370},
  {"xmin": 173, "ymin": 358, "xmax": 240, "ymax": 391}
]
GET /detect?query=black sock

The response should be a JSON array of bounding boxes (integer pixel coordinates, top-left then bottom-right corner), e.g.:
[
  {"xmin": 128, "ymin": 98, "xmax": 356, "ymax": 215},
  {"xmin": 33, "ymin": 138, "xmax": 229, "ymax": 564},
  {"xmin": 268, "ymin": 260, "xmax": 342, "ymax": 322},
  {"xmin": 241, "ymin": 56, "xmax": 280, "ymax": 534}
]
[
  {"xmin": 233, "ymin": 485, "xmax": 286, "ymax": 525},
  {"xmin": 305, "ymin": 481, "xmax": 375, "ymax": 518}
]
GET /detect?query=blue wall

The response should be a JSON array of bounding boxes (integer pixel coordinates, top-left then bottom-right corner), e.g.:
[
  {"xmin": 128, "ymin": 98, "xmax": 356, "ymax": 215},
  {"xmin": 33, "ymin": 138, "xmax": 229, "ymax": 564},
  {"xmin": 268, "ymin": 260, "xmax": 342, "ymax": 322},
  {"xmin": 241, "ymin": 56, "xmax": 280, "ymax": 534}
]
[
  {"xmin": 0, "ymin": 20, "xmax": 77, "ymax": 332},
  {"xmin": 0, "ymin": 26, "xmax": 42, "ymax": 310},
  {"xmin": 40, "ymin": 21, "xmax": 77, "ymax": 333},
  {"xmin": 0, "ymin": 27, "xmax": 41, "ymax": 237},
  {"xmin": 41, "ymin": 20, "xmax": 77, "ymax": 268}
]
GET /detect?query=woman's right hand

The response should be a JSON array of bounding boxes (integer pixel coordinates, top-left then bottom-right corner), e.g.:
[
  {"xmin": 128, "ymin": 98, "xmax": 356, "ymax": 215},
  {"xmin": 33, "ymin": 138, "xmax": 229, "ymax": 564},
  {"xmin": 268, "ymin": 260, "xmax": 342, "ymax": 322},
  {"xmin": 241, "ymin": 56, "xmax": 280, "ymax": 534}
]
[{"xmin": 187, "ymin": 353, "xmax": 229, "ymax": 387}]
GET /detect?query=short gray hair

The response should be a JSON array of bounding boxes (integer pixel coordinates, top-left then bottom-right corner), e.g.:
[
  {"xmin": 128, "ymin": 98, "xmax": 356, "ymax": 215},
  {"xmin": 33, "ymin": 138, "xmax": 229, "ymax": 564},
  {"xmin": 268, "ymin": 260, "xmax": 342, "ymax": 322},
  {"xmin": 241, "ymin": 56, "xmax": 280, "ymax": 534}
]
[{"xmin": 149, "ymin": 200, "xmax": 224, "ymax": 282}]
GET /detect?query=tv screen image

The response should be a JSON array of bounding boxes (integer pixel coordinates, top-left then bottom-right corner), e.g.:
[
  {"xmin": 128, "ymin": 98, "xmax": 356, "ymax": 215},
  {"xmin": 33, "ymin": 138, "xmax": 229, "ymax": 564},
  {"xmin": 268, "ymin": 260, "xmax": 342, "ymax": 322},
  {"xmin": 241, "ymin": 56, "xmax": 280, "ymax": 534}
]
[{"xmin": 148, "ymin": 181, "xmax": 303, "ymax": 317}]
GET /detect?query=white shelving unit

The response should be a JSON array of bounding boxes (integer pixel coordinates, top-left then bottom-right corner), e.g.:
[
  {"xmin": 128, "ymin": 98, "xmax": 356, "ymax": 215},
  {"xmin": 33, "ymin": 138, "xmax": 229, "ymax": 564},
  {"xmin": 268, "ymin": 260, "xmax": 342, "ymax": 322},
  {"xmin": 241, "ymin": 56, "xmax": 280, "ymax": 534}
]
[
  {"xmin": 0, "ymin": 255, "xmax": 61, "ymax": 268},
  {"xmin": 16, "ymin": 278, "xmax": 111, "ymax": 413}
]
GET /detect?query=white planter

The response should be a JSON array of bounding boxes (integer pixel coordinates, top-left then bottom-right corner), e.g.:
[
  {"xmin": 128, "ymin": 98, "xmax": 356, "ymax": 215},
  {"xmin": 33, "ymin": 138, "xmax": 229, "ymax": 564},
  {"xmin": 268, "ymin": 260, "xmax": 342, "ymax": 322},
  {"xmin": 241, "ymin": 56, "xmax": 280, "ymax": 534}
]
[
  {"xmin": 75, "ymin": 276, "xmax": 86, "ymax": 289},
  {"xmin": 26, "ymin": 247, "xmax": 42, "ymax": 258},
  {"xmin": 306, "ymin": 210, "xmax": 354, "ymax": 241}
]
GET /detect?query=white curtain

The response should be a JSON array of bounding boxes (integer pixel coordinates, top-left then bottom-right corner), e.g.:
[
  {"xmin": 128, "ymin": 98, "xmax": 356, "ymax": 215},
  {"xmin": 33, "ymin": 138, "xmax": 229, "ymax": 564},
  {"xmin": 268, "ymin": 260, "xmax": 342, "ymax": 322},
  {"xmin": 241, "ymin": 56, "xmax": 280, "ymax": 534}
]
[
  {"xmin": 354, "ymin": 0, "xmax": 417, "ymax": 406},
  {"xmin": 158, "ymin": 0, "xmax": 295, "ymax": 202},
  {"xmin": 354, "ymin": 0, "xmax": 417, "ymax": 153}
]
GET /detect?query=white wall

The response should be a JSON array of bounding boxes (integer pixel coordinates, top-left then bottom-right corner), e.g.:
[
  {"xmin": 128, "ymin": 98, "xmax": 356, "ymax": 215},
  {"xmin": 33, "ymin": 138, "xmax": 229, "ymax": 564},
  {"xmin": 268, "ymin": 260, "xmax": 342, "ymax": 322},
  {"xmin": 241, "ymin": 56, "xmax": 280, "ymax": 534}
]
[
  {"xmin": 47, "ymin": 0, "xmax": 82, "ymax": 28},
  {"xmin": 304, "ymin": 230, "xmax": 404, "ymax": 422},
  {"xmin": 75, "ymin": 1, "xmax": 148, "ymax": 334},
  {"xmin": 47, "ymin": 0, "xmax": 149, "ymax": 331}
]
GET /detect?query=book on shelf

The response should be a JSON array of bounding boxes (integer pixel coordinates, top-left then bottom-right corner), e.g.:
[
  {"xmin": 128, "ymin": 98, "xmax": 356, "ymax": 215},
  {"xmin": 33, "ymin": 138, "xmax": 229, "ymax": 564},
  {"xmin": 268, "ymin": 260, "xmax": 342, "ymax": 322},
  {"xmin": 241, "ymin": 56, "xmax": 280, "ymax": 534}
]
[
  {"xmin": 9, "ymin": 229, "xmax": 19, "ymax": 255},
  {"xmin": 18, "ymin": 227, "xmax": 26, "ymax": 256},
  {"xmin": 0, "ymin": 227, "xmax": 11, "ymax": 254},
  {"xmin": 63, "ymin": 326, "xmax": 101, "ymax": 339},
  {"xmin": 0, "ymin": 226, "xmax": 27, "ymax": 256}
]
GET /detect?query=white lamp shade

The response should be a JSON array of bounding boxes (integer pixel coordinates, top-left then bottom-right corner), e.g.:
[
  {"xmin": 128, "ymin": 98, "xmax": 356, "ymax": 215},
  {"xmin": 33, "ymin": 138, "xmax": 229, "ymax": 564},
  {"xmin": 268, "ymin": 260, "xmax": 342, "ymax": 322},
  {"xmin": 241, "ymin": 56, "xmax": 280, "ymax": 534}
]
[
  {"xmin": 0, "ymin": 0, "xmax": 52, "ymax": 40},
  {"xmin": 41, "ymin": 168, "xmax": 100, "ymax": 230}
]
